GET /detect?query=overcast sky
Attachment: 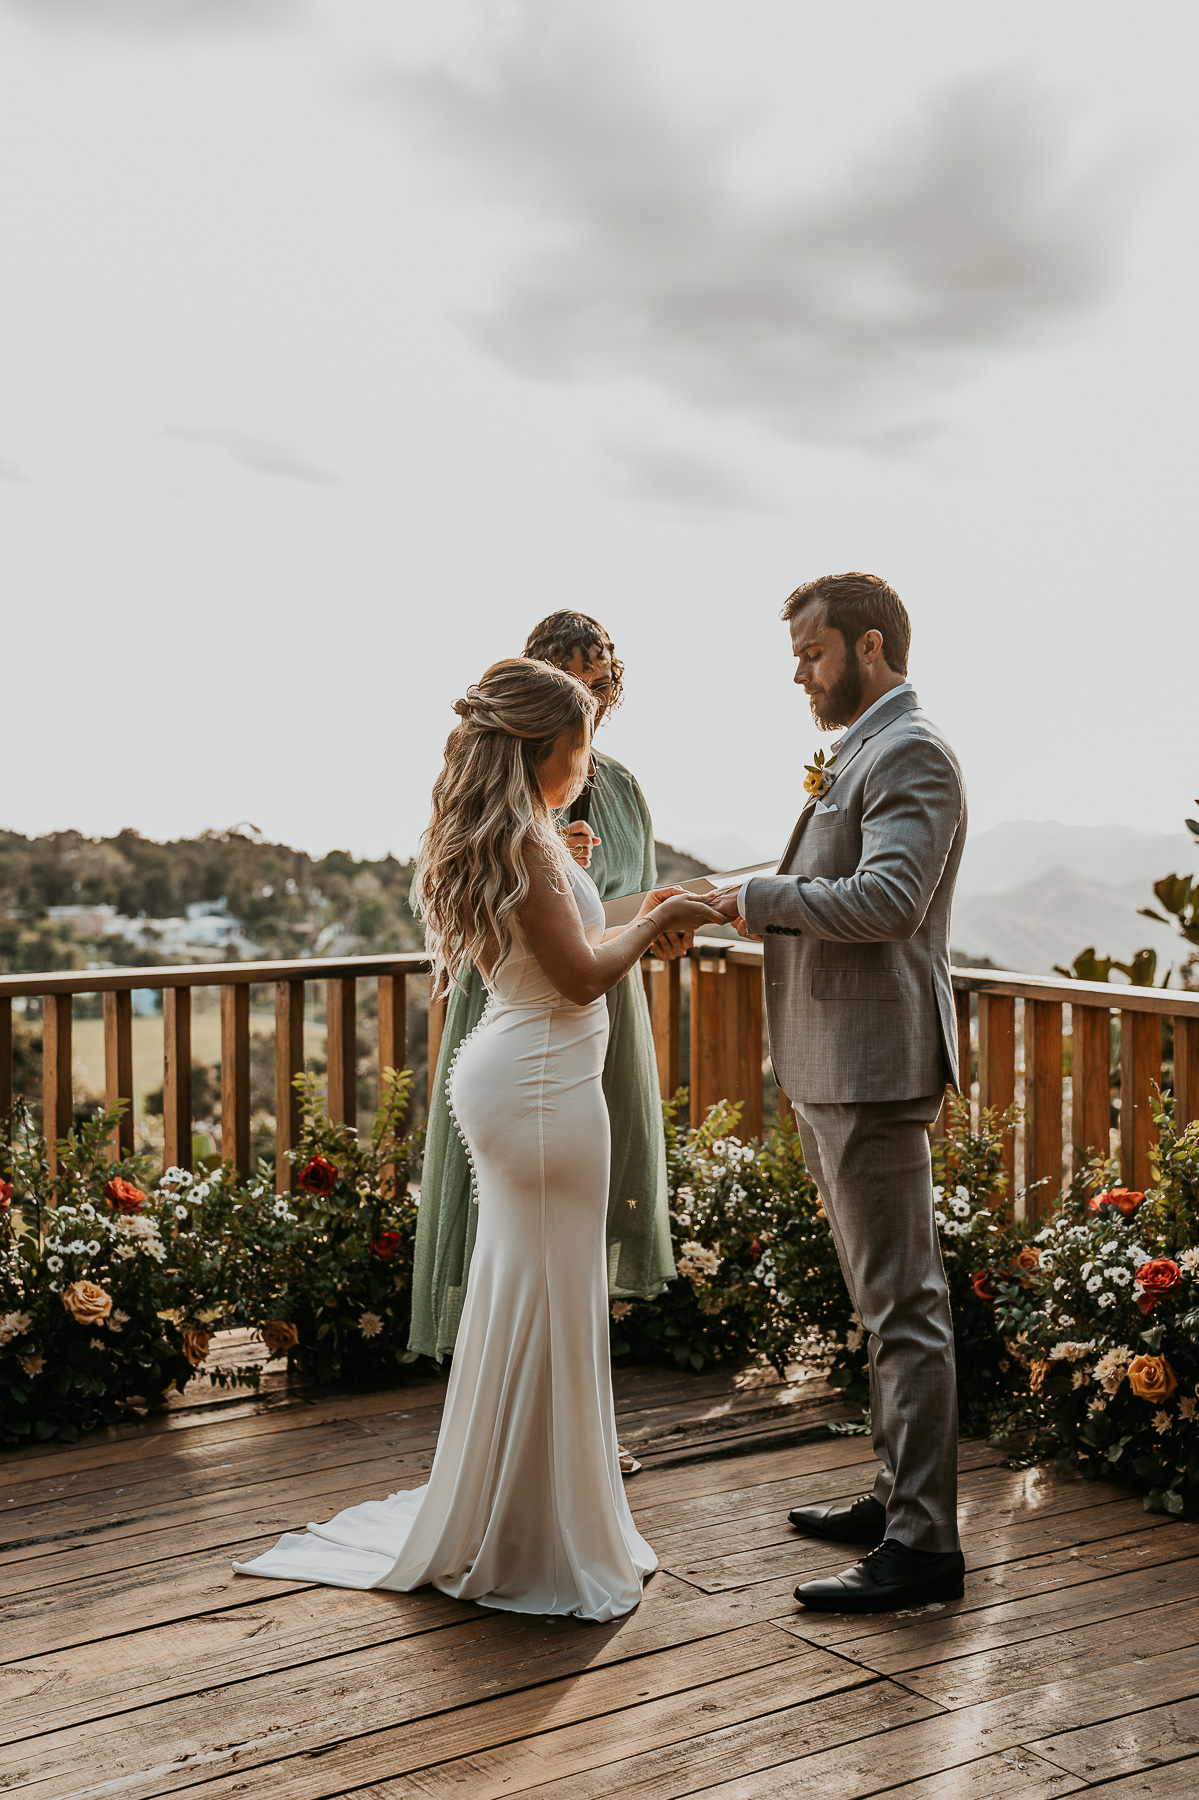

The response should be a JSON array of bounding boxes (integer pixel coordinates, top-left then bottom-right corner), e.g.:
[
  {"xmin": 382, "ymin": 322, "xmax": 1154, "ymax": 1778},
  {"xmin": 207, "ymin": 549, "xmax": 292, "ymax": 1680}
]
[{"xmin": 1, "ymin": 0, "xmax": 1194, "ymax": 864}]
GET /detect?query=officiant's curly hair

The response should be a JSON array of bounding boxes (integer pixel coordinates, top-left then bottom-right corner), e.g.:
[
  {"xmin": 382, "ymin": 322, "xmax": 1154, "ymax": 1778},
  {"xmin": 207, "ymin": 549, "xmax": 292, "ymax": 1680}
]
[
  {"xmin": 522, "ymin": 612, "xmax": 624, "ymax": 715},
  {"xmin": 782, "ymin": 572, "xmax": 910, "ymax": 675},
  {"xmin": 414, "ymin": 658, "xmax": 595, "ymax": 996}
]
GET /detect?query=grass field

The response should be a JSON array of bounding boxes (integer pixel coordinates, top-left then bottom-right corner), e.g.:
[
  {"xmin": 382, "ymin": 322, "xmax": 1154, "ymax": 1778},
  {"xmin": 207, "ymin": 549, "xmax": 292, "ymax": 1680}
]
[{"xmin": 71, "ymin": 1015, "xmax": 328, "ymax": 1119}]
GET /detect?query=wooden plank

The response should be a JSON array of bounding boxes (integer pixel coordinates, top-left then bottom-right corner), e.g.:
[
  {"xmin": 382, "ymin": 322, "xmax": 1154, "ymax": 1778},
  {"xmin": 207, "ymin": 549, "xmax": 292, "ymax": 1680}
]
[
  {"xmin": 737, "ymin": 963, "xmax": 764, "ymax": 1141},
  {"xmin": 219, "ymin": 983, "xmax": 251, "ymax": 1175},
  {"xmin": 1071, "ymin": 1002, "xmax": 1111, "ymax": 1169},
  {"xmin": 101, "ymin": 988, "xmax": 135, "ymax": 1161},
  {"xmin": 1056, "ymin": 1756, "xmax": 1199, "ymax": 1798},
  {"xmin": 1121, "ymin": 1008, "xmax": 1161, "ymax": 1190},
  {"xmin": 839, "ymin": 1751, "xmax": 1084, "ymax": 1800},
  {"xmin": 274, "ymin": 979, "xmax": 305, "ymax": 1194},
  {"xmin": 325, "ymin": 976, "xmax": 357, "ymax": 1128},
  {"xmin": 40, "ymin": 992, "xmax": 73, "ymax": 1178},
  {"xmin": 976, "ymin": 992, "xmax": 1015, "ymax": 1194},
  {"xmin": 162, "ymin": 986, "xmax": 192, "ymax": 1173},
  {"xmin": 1174, "ymin": 1015, "xmax": 1199, "ymax": 1128},
  {"xmin": 954, "ymin": 967, "xmax": 1199, "ymax": 1021},
  {"xmin": 895, "ymin": 1594, "xmax": 1199, "ymax": 1710},
  {"xmin": 1028, "ymin": 1694, "xmax": 1199, "ymax": 1783},
  {"xmin": 955, "ymin": 986, "xmax": 972, "ymax": 1098},
  {"xmin": 0, "ymin": 952, "xmax": 432, "ymax": 1002},
  {"xmin": 1022, "ymin": 998, "xmax": 1062, "ymax": 1220},
  {"xmin": 647, "ymin": 957, "xmax": 681, "ymax": 1100},
  {"xmin": 690, "ymin": 952, "xmax": 726, "ymax": 1127}
]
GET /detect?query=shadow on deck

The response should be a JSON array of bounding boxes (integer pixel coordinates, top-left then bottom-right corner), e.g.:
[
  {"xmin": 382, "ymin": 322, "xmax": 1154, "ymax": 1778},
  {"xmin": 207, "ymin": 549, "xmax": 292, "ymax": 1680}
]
[{"xmin": 2, "ymin": 1362, "xmax": 1198, "ymax": 1798}]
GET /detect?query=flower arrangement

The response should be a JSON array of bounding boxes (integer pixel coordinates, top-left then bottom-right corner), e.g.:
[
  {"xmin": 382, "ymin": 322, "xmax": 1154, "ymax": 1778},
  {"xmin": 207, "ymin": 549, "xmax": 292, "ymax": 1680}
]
[{"xmin": 992, "ymin": 1095, "xmax": 1199, "ymax": 1513}]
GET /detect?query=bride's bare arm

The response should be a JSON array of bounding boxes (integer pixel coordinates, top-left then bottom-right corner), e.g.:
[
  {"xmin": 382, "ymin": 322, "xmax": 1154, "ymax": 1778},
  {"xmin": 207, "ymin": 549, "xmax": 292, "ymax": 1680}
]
[{"xmin": 519, "ymin": 860, "xmax": 723, "ymax": 1006}]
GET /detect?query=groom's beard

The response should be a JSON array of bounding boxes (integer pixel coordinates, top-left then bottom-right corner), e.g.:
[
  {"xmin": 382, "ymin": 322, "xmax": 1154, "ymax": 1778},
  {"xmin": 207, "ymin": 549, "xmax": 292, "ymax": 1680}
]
[{"xmin": 808, "ymin": 657, "xmax": 864, "ymax": 731}]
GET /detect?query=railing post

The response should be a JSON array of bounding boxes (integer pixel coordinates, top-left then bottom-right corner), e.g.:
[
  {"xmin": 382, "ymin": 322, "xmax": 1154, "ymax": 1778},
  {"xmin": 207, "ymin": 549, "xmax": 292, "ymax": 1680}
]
[
  {"xmin": 733, "ymin": 961, "xmax": 764, "ymax": 1142},
  {"xmin": 42, "ymin": 993, "xmax": 73, "ymax": 1179},
  {"xmin": 1024, "ymin": 998, "xmax": 1063, "ymax": 1221},
  {"xmin": 1071, "ymin": 1004, "xmax": 1111, "ymax": 1170},
  {"xmin": 274, "ymin": 980, "xmax": 305, "ymax": 1193},
  {"xmin": 427, "ymin": 987, "xmax": 447, "ymax": 1101},
  {"xmin": 977, "ymin": 992, "xmax": 1016, "ymax": 1195},
  {"xmin": 955, "ymin": 987, "xmax": 972, "ymax": 1112},
  {"xmin": 377, "ymin": 974, "xmax": 408, "ymax": 1088},
  {"xmin": 644, "ymin": 957, "xmax": 681, "ymax": 1100},
  {"xmin": 1121, "ymin": 1010, "xmax": 1160, "ymax": 1191},
  {"xmin": 102, "ymin": 990, "xmax": 135, "ymax": 1162},
  {"xmin": 163, "ymin": 988, "xmax": 193, "ymax": 1173},
  {"xmin": 1175, "ymin": 1016, "xmax": 1199, "ymax": 1128},
  {"xmin": 0, "ymin": 996, "xmax": 12, "ymax": 1142},
  {"xmin": 689, "ymin": 947, "xmax": 725, "ymax": 1128},
  {"xmin": 220, "ymin": 984, "xmax": 251, "ymax": 1175},
  {"xmin": 326, "ymin": 978, "xmax": 357, "ymax": 1128}
]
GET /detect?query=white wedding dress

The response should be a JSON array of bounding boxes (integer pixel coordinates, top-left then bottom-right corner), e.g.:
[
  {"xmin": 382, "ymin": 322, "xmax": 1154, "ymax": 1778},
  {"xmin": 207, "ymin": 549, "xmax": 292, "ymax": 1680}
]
[{"xmin": 234, "ymin": 862, "xmax": 656, "ymax": 1622}]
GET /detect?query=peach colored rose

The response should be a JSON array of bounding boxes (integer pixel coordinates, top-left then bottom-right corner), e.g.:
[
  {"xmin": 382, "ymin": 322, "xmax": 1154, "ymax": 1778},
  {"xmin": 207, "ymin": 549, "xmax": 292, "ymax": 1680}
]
[
  {"xmin": 181, "ymin": 1327, "xmax": 210, "ymax": 1369},
  {"xmin": 1013, "ymin": 1245, "xmax": 1041, "ymax": 1273},
  {"xmin": 1090, "ymin": 1188, "xmax": 1144, "ymax": 1217},
  {"xmin": 103, "ymin": 1177, "xmax": 147, "ymax": 1213},
  {"xmin": 260, "ymin": 1320, "xmax": 299, "ymax": 1356},
  {"xmin": 61, "ymin": 1280, "xmax": 113, "ymax": 1325},
  {"xmin": 1127, "ymin": 1354, "xmax": 1178, "ymax": 1403}
]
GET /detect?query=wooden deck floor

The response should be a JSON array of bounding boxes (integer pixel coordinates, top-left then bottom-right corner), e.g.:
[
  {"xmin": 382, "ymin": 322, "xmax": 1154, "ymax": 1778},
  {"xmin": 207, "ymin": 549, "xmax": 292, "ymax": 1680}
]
[{"xmin": 3, "ymin": 1361, "xmax": 1199, "ymax": 1800}]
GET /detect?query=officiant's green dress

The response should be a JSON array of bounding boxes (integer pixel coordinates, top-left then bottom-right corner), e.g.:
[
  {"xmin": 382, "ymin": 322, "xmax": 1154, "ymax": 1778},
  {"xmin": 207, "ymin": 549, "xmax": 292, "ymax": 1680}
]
[{"xmin": 408, "ymin": 750, "xmax": 676, "ymax": 1361}]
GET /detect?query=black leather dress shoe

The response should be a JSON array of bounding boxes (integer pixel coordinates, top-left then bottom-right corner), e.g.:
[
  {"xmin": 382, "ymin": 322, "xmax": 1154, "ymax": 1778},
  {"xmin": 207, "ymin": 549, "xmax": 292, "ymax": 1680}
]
[
  {"xmin": 788, "ymin": 1494, "xmax": 886, "ymax": 1543},
  {"xmin": 795, "ymin": 1539, "xmax": 965, "ymax": 1612}
]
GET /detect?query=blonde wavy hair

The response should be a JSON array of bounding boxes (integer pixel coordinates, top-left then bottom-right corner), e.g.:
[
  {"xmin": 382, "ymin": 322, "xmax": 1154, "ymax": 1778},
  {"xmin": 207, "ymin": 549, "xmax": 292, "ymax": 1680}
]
[{"xmin": 414, "ymin": 658, "xmax": 595, "ymax": 995}]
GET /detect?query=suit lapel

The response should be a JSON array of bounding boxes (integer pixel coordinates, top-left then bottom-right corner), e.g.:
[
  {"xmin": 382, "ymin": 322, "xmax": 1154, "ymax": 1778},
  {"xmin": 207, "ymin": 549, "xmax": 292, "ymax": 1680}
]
[{"xmin": 779, "ymin": 690, "xmax": 919, "ymax": 870}]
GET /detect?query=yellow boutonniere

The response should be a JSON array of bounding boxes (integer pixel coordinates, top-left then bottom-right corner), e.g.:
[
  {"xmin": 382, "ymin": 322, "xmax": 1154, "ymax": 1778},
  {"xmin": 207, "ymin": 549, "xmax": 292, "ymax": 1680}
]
[{"xmin": 803, "ymin": 748, "xmax": 836, "ymax": 800}]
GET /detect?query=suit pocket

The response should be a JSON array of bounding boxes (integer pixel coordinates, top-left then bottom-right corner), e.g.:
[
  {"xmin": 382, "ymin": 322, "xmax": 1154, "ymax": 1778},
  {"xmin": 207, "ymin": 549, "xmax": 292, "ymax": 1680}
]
[{"xmin": 811, "ymin": 968, "xmax": 901, "ymax": 1001}]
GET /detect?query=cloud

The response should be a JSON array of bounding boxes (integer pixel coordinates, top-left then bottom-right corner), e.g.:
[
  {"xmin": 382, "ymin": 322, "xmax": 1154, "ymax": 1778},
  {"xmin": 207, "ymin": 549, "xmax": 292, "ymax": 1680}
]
[
  {"xmin": 166, "ymin": 427, "xmax": 336, "ymax": 485},
  {"xmin": 383, "ymin": 5, "xmax": 1141, "ymax": 449},
  {"xmin": 2, "ymin": 0, "xmax": 302, "ymax": 37},
  {"xmin": 605, "ymin": 443, "xmax": 767, "ymax": 513}
]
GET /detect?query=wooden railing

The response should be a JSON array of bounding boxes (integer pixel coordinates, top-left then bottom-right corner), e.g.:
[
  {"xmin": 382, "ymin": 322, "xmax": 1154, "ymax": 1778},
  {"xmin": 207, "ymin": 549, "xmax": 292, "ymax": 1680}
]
[{"xmin": 2, "ymin": 946, "xmax": 1197, "ymax": 1218}]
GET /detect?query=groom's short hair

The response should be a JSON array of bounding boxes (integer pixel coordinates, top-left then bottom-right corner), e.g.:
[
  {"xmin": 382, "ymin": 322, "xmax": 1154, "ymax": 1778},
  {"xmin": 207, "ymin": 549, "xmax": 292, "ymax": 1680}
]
[{"xmin": 782, "ymin": 572, "xmax": 910, "ymax": 675}]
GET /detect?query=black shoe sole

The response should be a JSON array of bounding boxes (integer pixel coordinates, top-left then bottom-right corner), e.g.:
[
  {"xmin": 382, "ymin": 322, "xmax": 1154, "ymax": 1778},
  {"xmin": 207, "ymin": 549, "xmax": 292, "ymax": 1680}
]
[
  {"xmin": 787, "ymin": 1513, "xmax": 886, "ymax": 1545},
  {"xmin": 794, "ymin": 1577, "xmax": 965, "ymax": 1612}
]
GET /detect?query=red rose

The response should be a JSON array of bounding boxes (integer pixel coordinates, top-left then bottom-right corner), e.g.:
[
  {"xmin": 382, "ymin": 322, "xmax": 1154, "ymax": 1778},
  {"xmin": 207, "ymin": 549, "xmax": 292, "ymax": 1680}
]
[
  {"xmin": 1134, "ymin": 1258, "xmax": 1181, "ymax": 1314},
  {"xmin": 0, "ymin": 1179, "xmax": 12, "ymax": 1210},
  {"xmin": 103, "ymin": 1177, "xmax": 147, "ymax": 1213},
  {"xmin": 371, "ymin": 1231, "xmax": 404, "ymax": 1262},
  {"xmin": 298, "ymin": 1155, "xmax": 338, "ymax": 1196},
  {"xmin": 972, "ymin": 1269, "xmax": 1000, "ymax": 1304},
  {"xmin": 1090, "ymin": 1188, "xmax": 1145, "ymax": 1217}
]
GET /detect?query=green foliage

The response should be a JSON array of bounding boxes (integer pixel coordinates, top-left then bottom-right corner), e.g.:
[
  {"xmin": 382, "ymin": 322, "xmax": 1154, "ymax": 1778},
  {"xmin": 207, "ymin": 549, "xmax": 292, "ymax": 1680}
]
[{"xmin": 1054, "ymin": 947, "xmax": 1161, "ymax": 987}]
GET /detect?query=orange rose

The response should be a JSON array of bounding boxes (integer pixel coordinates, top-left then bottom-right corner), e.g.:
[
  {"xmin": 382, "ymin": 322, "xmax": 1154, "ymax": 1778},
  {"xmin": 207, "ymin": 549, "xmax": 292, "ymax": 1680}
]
[
  {"xmin": 0, "ymin": 1179, "xmax": 12, "ymax": 1210},
  {"xmin": 104, "ymin": 1177, "xmax": 147, "ymax": 1213},
  {"xmin": 181, "ymin": 1327, "xmax": 210, "ymax": 1368},
  {"xmin": 1090, "ymin": 1188, "xmax": 1144, "ymax": 1217},
  {"xmin": 972, "ymin": 1270, "xmax": 1000, "ymax": 1304},
  {"xmin": 61, "ymin": 1280, "xmax": 113, "ymax": 1325},
  {"xmin": 1127, "ymin": 1354, "xmax": 1177, "ymax": 1402},
  {"xmin": 260, "ymin": 1320, "xmax": 299, "ymax": 1356}
]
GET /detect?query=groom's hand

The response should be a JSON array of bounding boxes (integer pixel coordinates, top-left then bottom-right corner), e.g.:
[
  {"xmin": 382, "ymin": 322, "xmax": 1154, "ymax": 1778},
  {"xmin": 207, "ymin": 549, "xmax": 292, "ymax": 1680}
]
[{"xmin": 705, "ymin": 886, "xmax": 742, "ymax": 922}]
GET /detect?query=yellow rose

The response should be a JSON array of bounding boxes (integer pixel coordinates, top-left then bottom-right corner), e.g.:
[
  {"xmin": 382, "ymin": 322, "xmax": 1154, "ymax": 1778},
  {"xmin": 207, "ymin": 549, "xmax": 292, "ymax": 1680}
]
[
  {"xmin": 803, "ymin": 769, "xmax": 823, "ymax": 796},
  {"xmin": 61, "ymin": 1281, "xmax": 113, "ymax": 1326},
  {"xmin": 181, "ymin": 1327, "xmax": 211, "ymax": 1369},
  {"xmin": 1127, "ymin": 1354, "xmax": 1178, "ymax": 1403},
  {"xmin": 260, "ymin": 1320, "xmax": 299, "ymax": 1356}
]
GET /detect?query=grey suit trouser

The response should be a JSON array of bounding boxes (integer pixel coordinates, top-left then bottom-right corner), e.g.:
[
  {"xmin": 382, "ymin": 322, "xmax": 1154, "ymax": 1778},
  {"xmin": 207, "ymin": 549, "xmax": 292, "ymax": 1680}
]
[{"xmin": 794, "ymin": 1092, "xmax": 960, "ymax": 1554}]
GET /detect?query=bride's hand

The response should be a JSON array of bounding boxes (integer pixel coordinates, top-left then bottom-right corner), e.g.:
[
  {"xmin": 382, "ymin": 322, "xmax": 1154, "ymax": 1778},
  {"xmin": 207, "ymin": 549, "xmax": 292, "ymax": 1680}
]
[{"xmin": 648, "ymin": 893, "xmax": 725, "ymax": 933}]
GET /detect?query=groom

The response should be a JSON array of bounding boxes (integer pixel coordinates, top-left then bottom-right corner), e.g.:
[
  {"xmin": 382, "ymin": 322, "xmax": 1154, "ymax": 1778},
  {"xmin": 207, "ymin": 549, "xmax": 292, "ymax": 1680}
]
[{"xmin": 708, "ymin": 571, "xmax": 967, "ymax": 1612}]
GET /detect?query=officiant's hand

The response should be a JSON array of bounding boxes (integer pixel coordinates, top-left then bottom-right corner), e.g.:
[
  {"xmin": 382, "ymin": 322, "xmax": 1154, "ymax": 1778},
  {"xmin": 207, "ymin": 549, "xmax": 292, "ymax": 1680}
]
[{"xmin": 562, "ymin": 820, "xmax": 601, "ymax": 868}]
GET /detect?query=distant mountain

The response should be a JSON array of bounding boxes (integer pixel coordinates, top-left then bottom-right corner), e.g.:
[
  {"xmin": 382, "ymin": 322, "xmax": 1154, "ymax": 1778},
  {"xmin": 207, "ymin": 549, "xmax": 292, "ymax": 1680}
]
[
  {"xmin": 952, "ymin": 866, "xmax": 1185, "ymax": 978},
  {"xmin": 957, "ymin": 820, "xmax": 1195, "ymax": 899}
]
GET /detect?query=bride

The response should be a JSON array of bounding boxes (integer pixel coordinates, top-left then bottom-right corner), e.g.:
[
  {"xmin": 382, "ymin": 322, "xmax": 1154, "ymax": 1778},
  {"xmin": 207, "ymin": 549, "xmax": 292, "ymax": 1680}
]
[{"xmin": 235, "ymin": 657, "xmax": 722, "ymax": 1620}]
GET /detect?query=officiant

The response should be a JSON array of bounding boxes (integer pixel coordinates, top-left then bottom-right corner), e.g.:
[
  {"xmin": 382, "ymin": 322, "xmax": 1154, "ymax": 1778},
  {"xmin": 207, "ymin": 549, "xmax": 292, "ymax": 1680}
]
[{"xmin": 408, "ymin": 613, "xmax": 687, "ymax": 1435}]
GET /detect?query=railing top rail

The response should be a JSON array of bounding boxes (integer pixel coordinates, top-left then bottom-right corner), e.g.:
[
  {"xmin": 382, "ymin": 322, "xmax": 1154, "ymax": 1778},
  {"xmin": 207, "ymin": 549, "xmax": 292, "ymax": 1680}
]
[
  {"xmin": 0, "ymin": 951, "xmax": 433, "ymax": 1000},
  {"xmin": 691, "ymin": 934, "xmax": 764, "ymax": 967},
  {"xmin": 952, "ymin": 964, "xmax": 1199, "ymax": 1019}
]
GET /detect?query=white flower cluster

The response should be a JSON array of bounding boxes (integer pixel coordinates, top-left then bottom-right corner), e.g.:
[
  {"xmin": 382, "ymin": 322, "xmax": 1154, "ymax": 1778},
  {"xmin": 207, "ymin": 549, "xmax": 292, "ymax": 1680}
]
[
  {"xmin": 711, "ymin": 1139, "xmax": 755, "ymax": 1165},
  {"xmin": 677, "ymin": 1240, "xmax": 722, "ymax": 1283},
  {"xmin": 1048, "ymin": 1340, "xmax": 1095, "ymax": 1362},
  {"xmin": 1093, "ymin": 1345, "xmax": 1135, "ymax": 1395},
  {"xmin": 1180, "ymin": 1248, "xmax": 1199, "ymax": 1275}
]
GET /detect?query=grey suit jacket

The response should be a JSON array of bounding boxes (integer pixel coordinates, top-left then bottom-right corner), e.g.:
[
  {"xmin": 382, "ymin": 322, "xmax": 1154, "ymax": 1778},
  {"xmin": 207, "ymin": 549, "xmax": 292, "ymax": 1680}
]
[{"xmin": 743, "ymin": 689, "xmax": 966, "ymax": 1106}]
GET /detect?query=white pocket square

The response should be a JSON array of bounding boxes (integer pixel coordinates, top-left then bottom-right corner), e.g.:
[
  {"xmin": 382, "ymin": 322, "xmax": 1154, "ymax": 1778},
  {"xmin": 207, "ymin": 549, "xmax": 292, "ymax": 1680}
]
[{"xmin": 814, "ymin": 800, "xmax": 838, "ymax": 814}]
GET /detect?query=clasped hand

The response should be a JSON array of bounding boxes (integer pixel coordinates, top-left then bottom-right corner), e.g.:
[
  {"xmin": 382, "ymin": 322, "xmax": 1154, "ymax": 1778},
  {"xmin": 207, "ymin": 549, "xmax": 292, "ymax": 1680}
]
[
  {"xmin": 634, "ymin": 886, "xmax": 724, "ymax": 958},
  {"xmin": 703, "ymin": 886, "xmax": 761, "ymax": 941}
]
